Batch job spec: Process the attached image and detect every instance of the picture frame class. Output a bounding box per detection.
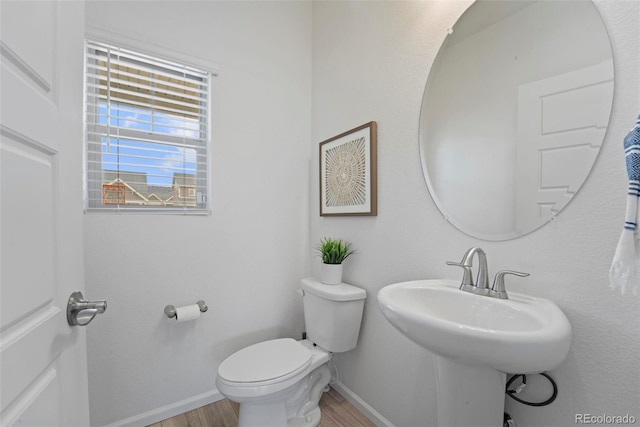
[319,121,377,216]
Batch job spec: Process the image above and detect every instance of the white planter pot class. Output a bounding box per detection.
[320,263,343,285]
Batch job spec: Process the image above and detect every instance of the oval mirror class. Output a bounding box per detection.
[419,0,614,241]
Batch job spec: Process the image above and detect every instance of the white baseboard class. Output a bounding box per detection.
[331,381,395,427]
[102,389,223,427]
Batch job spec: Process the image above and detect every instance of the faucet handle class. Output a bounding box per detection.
[446,261,474,287]
[491,270,529,299]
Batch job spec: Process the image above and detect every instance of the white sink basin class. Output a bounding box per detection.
[377,279,571,374]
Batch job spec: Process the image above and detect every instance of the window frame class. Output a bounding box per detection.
[83,36,216,215]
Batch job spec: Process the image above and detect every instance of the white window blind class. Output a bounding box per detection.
[85,40,210,213]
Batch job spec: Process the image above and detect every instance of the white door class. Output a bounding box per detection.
[1,1,91,426]
[515,61,613,232]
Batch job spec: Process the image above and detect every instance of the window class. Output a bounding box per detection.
[84,40,211,213]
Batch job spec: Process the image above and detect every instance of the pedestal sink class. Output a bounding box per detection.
[377,279,571,427]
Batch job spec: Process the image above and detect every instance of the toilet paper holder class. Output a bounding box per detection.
[164,300,208,319]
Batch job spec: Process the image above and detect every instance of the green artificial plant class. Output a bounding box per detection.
[316,237,356,264]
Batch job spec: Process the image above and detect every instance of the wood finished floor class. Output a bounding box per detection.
[147,387,376,427]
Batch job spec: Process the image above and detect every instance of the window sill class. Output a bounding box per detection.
[84,207,211,215]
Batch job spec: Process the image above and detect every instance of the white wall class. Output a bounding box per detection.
[312,1,639,427]
[84,2,311,425]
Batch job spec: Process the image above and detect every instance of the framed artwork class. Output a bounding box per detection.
[319,121,377,216]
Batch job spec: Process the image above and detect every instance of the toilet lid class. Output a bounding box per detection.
[218,338,312,384]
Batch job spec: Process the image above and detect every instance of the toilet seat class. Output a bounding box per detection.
[218,338,312,386]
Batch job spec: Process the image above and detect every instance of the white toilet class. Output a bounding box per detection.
[215,277,366,427]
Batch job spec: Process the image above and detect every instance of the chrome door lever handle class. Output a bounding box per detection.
[67,291,107,326]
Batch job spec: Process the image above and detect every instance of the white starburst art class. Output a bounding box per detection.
[324,137,366,207]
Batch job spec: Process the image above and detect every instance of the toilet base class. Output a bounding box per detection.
[238,401,287,427]
[234,362,332,427]
[288,407,321,427]
[237,399,322,427]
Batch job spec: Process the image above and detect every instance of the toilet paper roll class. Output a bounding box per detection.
[175,304,201,322]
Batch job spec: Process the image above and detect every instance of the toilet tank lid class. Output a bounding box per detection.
[301,277,367,301]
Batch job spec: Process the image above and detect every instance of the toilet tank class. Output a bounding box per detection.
[301,277,366,353]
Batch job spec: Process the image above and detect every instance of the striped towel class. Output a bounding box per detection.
[609,114,640,295]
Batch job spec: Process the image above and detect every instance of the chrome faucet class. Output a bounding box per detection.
[447,247,529,299]
[446,247,490,296]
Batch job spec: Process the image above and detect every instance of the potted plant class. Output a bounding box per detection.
[316,237,356,285]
